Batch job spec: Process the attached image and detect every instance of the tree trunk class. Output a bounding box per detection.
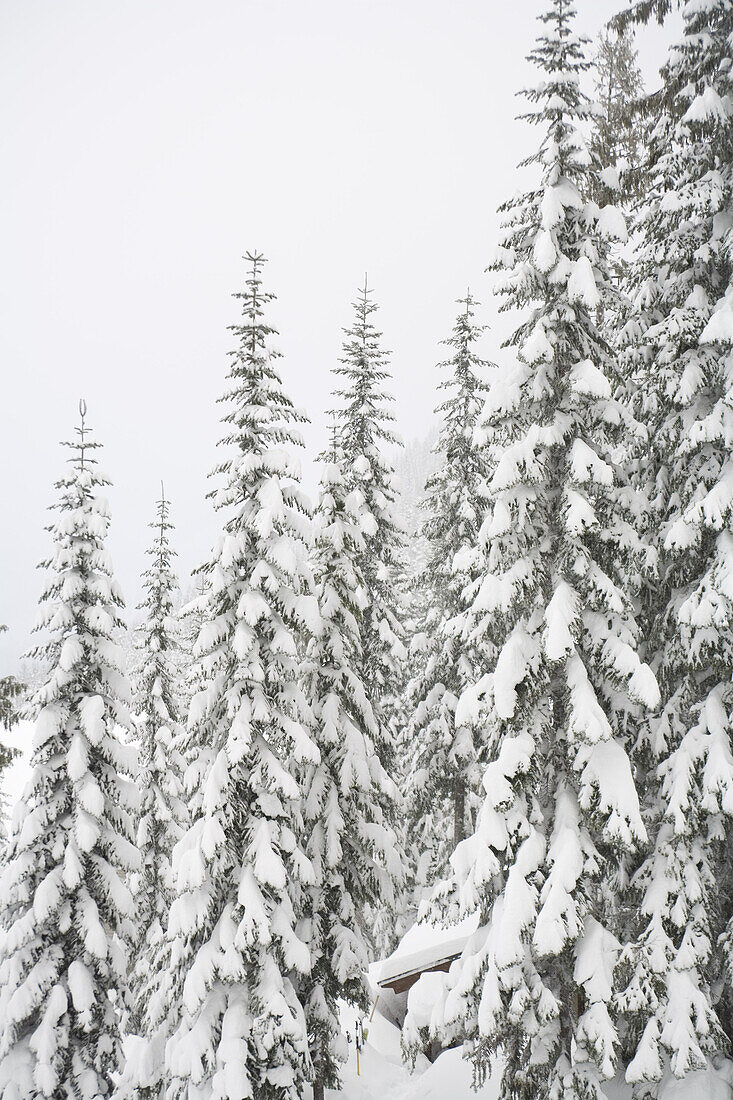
[453,775,466,849]
[313,1077,325,1100]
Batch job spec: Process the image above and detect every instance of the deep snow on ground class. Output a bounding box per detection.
[327,1005,733,1100]
[322,1003,500,1100]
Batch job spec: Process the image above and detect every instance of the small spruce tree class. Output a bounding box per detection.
[126,490,188,1040]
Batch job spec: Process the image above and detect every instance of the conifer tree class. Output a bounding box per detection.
[405,5,660,1097]
[161,253,319,1100]
[404,293,493,901]
[332,280,406,951]
[0,404,138,1100]
[126,490,188,1039]
[301,443,402,1100]
[332,280,405,754]
[613,0,733,1080]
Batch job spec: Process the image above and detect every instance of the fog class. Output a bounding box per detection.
[0,0,676,671]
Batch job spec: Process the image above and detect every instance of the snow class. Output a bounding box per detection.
[533,228,558,273]
[493,627,532,719]
[570,358,612,400]
[597,205,627,242]
[682,84,729,125]
[567,256,600,308]
[544,580,577,660]
[521,322,554,364]
[376,913,481,986]
[318,1003,500,1100]
[570,438,614,486]
[701,288,733,343]
[67,959,95,1012]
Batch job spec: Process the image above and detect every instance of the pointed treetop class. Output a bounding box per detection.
[350,273,381,340]
[151,486,175,557]
[230,250,276,337]
[244,249,266,269]
[59,398,104,483]
[520,0,594,169]
[457,288,475,315]
[242,250,267,299]
[75,397,92,472]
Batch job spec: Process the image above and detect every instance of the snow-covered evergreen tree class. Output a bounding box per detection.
[301,444,402,1100]
[332,280,405,758]
[404,293,493,902]
[405,5,660,1097]
[0,405,138,1099]
[332,280,406,952]
[126,490,188,1040]
[161,253,319,1100]
[613,0,733,1081]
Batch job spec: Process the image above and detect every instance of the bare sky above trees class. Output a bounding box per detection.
[0,0,676,668]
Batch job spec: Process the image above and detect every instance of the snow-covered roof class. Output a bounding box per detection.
[377,912,480,987]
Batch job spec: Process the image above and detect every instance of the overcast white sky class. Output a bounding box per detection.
[0,1,677,674]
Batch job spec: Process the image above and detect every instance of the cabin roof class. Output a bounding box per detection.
[375,913,480,993]
[378,934,470,989]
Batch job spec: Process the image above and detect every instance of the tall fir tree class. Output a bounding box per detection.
[404,5,660,1098]
[0,405,138,1100]
[161,253,319,1100]
[126,491,188,1042]
[404,293,494,905]
[613,0,733,1083]
[332,280,406,952]
[301,444,402,1100]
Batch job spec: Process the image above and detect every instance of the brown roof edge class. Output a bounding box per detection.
[378,954,462,996]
